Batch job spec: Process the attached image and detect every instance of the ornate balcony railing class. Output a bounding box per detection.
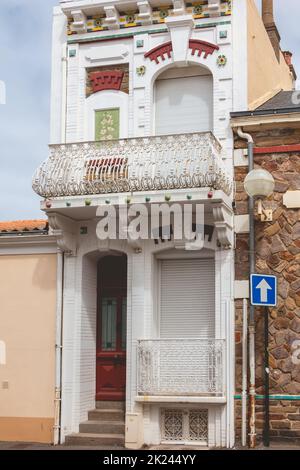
[137,338,225,397]
[32,133,232,198]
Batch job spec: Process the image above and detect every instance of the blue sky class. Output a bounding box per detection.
[0,0,299,221]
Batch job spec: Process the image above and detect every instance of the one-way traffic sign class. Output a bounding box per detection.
[250,274,277,307]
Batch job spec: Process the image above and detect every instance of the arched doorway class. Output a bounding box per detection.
[154,65,213,135]
[96,254,127,401]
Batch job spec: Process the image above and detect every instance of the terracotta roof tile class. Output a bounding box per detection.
[0,219,48,234]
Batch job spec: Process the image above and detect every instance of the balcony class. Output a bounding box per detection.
[32,132,232,199]
[137,339,225,401]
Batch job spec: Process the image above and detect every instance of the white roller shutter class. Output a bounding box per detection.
[155,73,213,135]
[160,258,215,338]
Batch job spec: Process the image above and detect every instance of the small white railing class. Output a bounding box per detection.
[32,132,232,198]
[137,338,225,397]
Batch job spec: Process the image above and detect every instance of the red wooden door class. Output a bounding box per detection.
[96,256,127,401]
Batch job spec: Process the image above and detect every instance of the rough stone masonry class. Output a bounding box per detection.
[234,128,300,444]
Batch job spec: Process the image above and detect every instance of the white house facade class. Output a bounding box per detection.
[32,0,292,448]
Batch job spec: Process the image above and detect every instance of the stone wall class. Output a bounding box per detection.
[234,149,300,444]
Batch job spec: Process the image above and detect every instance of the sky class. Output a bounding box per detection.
[0,0,299,221]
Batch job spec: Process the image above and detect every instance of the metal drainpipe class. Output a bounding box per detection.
[242,298,248,447]
[54,250,64,445]
[237,127,256,448]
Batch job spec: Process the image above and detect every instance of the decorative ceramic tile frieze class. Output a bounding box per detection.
[95,108,120,140]
[217,54,227,66]
[136,65,146,76]
[67,1,232,35]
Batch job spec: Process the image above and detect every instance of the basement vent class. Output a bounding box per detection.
[161,409,208,443]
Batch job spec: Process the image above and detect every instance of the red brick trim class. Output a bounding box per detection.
[89,70,124,93]
[144,39,219,63]
[254,144,300,155]
[144,42,173,64]
[189,39,219,58]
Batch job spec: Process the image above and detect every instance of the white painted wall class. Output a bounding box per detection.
[59,217,234,447]
[53,5,236,448]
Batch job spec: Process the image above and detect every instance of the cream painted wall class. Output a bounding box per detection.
[0,254,56,419]
[247,0,293,110]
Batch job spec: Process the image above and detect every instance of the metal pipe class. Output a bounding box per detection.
[237,127,256,448]
[263,307,270,447]
[53,250,64,445]
[242,298,248,447]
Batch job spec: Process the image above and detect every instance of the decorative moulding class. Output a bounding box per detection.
[70,9,87,33]
[212,202,233,249]
[144,42,173,64]
[65,1,232,35]
[103,6,120,30]
[165,14,194,65]
[144,39,219,64]
[208,0,221,17]
[85,45,129,63]
[189,39,219,58]
[89,70,124,93]
[48,213,77,256]
[137,1,152,25]
[171,0,186,16]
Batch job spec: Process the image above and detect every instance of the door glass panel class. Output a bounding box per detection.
[101,298,117,350]
[121,298,127,351]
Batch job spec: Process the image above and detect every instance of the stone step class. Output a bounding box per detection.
[88,408,125,421]
[65,432,125,447]
[79,420,125,434]
[96,401,125,410]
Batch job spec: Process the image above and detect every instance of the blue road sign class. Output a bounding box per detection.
[250,274,277,307]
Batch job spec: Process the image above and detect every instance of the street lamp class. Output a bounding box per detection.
[244,167,275,448]
[244,169,275,222]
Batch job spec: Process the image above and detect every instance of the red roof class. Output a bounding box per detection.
[0,219,48,233]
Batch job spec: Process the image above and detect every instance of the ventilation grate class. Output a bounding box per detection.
[161,408,208,443]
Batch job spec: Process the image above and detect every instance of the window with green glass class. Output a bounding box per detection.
[121,298,127,351]
[95,108,120,141]
[101,298,117,350]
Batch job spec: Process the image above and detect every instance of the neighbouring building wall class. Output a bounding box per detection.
[247,0,293,110]
[234,132,300,444]
[0,254,57,443]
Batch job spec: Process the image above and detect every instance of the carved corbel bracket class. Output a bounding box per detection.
[48,213,77,256]
[104,6,120,30]
[172,0,186,16]
[208,0,221,17]
[119,217,143,253]
[70,10,87,33]
[212,202,233,250]
[165,14,195,65]
[137,1,153,25]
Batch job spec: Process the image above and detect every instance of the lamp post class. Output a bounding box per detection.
[244,169,275,221]
[243,167,275,448]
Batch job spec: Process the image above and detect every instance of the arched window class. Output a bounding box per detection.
[154,66,213,136]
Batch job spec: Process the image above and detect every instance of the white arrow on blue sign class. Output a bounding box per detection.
[250,274,277,307]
